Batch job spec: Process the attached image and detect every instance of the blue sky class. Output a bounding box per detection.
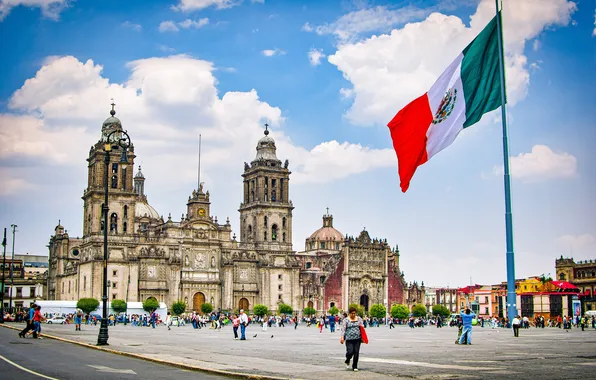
[0,0,594,287]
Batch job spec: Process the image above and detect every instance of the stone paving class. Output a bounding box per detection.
[4,322,596,379]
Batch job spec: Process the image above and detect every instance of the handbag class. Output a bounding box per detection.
[359,325,369,344]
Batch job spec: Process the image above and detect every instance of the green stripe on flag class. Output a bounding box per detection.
[461,13,504,128]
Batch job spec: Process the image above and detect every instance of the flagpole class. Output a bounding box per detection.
[495,0,517,322]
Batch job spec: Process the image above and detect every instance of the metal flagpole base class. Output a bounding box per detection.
[97,319,109,346]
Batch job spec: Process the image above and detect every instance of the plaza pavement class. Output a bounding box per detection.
[2,322,596,379]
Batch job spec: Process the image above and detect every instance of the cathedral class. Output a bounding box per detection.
[47,106,424,314]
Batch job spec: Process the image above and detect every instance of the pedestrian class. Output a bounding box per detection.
[294,315,298,329]
[74,309,83,331]
[232,314,240,340]
[239,309,249,340]
[512,315,521,337]
[18,303,36,338]
[165,312,172,330]
[32,305,45,339]
[329,315,336,333]
[458,308,475,345]
[340,306,364,372]
[262,314,268,332]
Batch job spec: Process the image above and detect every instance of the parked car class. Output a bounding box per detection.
[47,316,66,324]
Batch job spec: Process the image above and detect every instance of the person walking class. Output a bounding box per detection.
[458,308,475,345]
[340,306,364,372]
[262,314,268,332]
[32,305,45,339]
[74,309,83,331]
[165,312,172,330]
[512,315,521,337]
[239,309,249,340]
[18,303,36,338]
[232,314,240,340]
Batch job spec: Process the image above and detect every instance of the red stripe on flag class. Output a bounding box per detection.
[387,93,433,192]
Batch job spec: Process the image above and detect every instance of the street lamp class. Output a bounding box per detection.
[0,228,6,324]
[97,128,131,346]
[9,224,17,314]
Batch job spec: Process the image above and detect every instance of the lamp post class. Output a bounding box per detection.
[9,224,17,314]
[97,128,131,346]
[1,228,7,323]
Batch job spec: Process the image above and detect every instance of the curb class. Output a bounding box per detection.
[0,324,296,380]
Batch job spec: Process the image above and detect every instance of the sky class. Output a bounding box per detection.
[0,0,595,288]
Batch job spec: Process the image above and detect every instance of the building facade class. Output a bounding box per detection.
[556,256,596,312]
[47,107,420,315]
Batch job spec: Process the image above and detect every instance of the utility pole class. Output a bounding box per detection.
[9,224,17,314]
[1,228,7,323]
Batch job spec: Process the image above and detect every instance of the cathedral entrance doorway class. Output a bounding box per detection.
[307,301,314,309]
[193,292,205,311]
[360,294,369,312]
[238,297,249,311]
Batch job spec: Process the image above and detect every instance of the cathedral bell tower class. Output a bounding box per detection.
[82,103,137,237]
[239,125,293,249]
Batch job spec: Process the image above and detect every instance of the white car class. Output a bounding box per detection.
[46,316,67,324]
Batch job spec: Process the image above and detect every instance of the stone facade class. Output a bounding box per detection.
[47,107,422,315]
[556,256,596,312]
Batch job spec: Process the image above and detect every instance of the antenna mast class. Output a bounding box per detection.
[198,134,202,191]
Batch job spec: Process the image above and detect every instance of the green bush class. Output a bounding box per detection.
[390,304,409,319]
[201,303,214,314]
[303,307,316,316]
[111,299,127,314]
[411,303,427,317]
[328,306,339,316]
[77,298,100,314]
[171,301,187,316]
[369,304,387,319]
[278,303,293,315]
[432,304,450,318]
[142,298,160,313]
[348,303,365,317]
[253,304,269,317]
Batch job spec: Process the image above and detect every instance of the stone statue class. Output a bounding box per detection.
[244,162,250,170]
[284,159,289,169]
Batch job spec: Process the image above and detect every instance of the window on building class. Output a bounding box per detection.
[282,232,286,242]
[559,273,566,280]
[110,212,118,232]
[264,216,268,228]
[282,217,286,229]
[320,242,326,249]
[278,294,282,300]
[335,243,340,250]
[111,174,118,188]
[112,282,117,288]
[16,287,22,297]
[485,296,489,303]
[30,287,36,298]
[113,270,117,276]
[112,294,117,300]
[485,307,489,314]
[278,285,283,291]
[271,190,276,202]
[263,231,267,241]
[271,224,278,241]
[83,276,87,290]
[306,262,312,269]
[278,274,282,280]
[320,276,326,284]
[112,163,118,174]
[68,281,71,293]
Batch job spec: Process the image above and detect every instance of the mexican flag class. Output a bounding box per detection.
[387,13,504,192]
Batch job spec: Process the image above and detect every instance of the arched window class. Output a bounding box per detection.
[123,205,128,218]
[264,216,268,228]
[110,212,118,232]
[271,224,278,241]
[123,222,127,233]
[271,189,276,202]
[263,231,267,241]
[250,189,254,202]
[111,175,118,188]
[283,232,286,242]
[282,217,286,229]
[559,272,566,280]
[248,225,253,239]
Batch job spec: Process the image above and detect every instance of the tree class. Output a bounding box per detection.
[369,304,387,319]
[77,298,100,314]
[143,298,160,313]
[411,303,427,317]
[432,304,450,318]
[303,307,316,316]
[253,304,269,317]
[348,303,365,317]
[278,303,293,315]
[111,299,127,314]
[390,304,409,319]
[328,306,339,316]
[201,303,213,315]
[171,301,187,316]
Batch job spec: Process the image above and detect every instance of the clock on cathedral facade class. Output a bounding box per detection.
[47,106,423,314]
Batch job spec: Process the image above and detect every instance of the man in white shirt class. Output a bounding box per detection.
[239,309,249,340]
[512,315,521,337]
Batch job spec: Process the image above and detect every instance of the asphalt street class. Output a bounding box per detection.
[0,327,231,380]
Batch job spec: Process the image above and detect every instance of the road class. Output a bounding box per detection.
[0,327,231,380]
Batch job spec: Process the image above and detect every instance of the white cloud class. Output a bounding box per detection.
[327,0,577,126]
[493,145,577,182]
[158,45,176,53]
[303,5,429,42]
[593,9,596,36]
[172,0,240,12]
[261,48,286,57]
[159,21,179,32]
[0,0,68,21]
[307,48,325,66]
[122,21,142,31]
[532,39,540,51]
[178,18,209,29]
[555,234,596,253]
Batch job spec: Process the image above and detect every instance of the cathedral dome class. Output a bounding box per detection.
[307,214,343,242]
[101,104,123,142]
[254,126,279,162]
[135,201,160,220]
